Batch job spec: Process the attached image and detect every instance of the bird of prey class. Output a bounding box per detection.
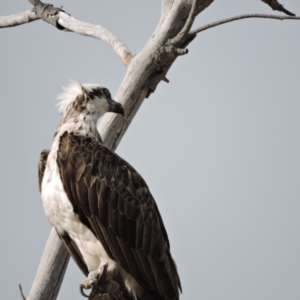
[39,81,181,300]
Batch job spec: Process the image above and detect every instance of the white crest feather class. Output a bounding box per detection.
[56,80,83,116]
[56,80,106,117]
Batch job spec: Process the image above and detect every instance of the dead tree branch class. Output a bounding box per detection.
[168,0,198,46]
[57,13,133,67]
[30,0,132,66]
[0,1,133,67]
[19,284,27,300]
[0,11,38,28]
[27,229,70,300]
[190,14,300,35]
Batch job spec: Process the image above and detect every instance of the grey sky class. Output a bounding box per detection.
[1,1,300,299]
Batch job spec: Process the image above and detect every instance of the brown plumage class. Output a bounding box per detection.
[55,131,181,299]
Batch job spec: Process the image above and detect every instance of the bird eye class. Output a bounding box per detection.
[103,88,110,97]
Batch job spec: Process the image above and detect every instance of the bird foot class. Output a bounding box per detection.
[79,263,108,298]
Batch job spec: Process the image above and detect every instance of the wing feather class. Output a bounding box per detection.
[58,232,89,276]
[57,132,181,300]
[38,149,50,192]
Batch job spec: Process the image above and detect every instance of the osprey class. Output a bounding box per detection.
[39,81,181,300]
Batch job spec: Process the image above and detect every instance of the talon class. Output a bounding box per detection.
[79,285,92,298]
[79,263,109,297]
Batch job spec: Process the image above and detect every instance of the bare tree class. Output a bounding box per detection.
[1,0,299,299]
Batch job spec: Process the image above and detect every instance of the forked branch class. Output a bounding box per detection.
[168,0,198,46]
[0,1,133,67]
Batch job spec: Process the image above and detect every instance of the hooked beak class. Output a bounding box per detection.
[108,99,125,118]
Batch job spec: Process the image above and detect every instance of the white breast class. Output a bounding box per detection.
[41,150,116,272]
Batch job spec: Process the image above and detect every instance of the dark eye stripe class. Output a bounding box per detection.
[89,88,110,99]
[89,88,102,98]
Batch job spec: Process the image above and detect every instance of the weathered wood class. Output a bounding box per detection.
[27,229,69,300]
[0,10,38,28]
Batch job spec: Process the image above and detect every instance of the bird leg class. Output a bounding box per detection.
[79,263,108,298]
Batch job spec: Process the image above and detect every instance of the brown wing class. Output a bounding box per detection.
[38,150,50,192]
[58,233,89,276]
[38,149,89,277]
[57,132,181,300]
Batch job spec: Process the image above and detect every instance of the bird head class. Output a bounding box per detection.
[57,80,124,121]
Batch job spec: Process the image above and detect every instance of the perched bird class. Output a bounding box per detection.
[39,81,181,300]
